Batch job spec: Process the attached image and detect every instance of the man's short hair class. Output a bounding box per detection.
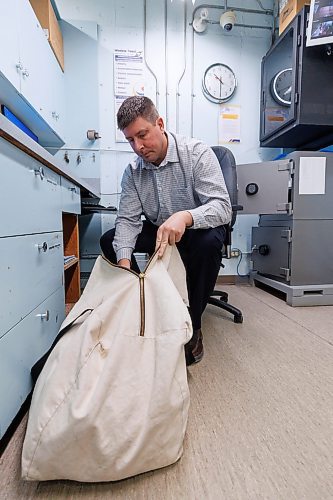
[117,96,159,130]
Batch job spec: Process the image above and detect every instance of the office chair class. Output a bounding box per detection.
[208,146,243,324]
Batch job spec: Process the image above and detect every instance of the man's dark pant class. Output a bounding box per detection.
[100,221,226,331]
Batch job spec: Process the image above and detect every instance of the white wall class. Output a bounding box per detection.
[55,0,280,276]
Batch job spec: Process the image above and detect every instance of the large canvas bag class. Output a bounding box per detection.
[21,245,192,482]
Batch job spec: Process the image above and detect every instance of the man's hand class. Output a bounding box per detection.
[155,211,193,258]
[118,258,131,269]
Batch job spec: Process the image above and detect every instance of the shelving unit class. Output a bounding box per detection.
[62,213,80,313]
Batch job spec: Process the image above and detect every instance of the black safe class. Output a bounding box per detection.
[260,6,333,149]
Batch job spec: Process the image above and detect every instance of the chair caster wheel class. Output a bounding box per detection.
[234,314,243,324]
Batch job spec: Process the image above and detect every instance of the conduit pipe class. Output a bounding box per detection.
[165,0,169,128]
[176,0,187,133]
[144,0,159,108]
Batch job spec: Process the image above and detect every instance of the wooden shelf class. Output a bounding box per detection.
[64,257,79,271]
[62,214,80,305]
[65,302,76,316]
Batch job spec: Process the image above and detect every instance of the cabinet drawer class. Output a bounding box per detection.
[61,177,81,214]
[0,138,62,237]
[0,286,65,439]
[0,232,63,338]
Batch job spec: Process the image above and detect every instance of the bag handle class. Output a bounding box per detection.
[59,308,94,335]
[31,308,93,384]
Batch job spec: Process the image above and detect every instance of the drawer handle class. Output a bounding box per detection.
[30,166,44,180]
[36,310,50,321]
[68,187,76,193]
[36,242,48,252]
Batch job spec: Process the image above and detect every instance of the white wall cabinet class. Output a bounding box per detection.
[0,1,21,90]
[0,0,65,141]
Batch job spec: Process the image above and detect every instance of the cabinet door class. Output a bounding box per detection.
[48,53,65,140]
[0,287,65,439]
[17,0,51,122]
[0,0,20,90]
[0,232,63,338]
[236,159,292,215]
[252,226,290,281]
[260,19,300,144]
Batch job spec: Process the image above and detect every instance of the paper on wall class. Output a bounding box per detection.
[299,157,326,195]
[218,105,241,144]
[114,49,145,143]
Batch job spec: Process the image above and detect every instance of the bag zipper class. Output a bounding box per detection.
[139,272,145,336]
[102,251,160,338]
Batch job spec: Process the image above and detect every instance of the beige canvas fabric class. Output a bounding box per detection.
[21,245,192,482]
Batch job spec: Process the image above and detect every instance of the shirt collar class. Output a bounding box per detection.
[138,131,179,170]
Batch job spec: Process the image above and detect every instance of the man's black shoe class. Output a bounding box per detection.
[185,328,204,366]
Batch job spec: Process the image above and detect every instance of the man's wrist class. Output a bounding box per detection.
[183,211,193,228]
[118,258,131,268]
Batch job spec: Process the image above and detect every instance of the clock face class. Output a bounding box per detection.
[270,68,293,106]
[202,63,237,103]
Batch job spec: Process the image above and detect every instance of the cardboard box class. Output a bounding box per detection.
[29,0,64,72]
[279,0,310,35]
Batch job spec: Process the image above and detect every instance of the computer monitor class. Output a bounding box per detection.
[307,0,333,46]
[0,104,39,143]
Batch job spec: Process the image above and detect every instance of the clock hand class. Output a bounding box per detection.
[214,74,224,85]
[282,85,292,96]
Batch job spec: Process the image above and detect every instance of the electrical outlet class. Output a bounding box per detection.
[231,249,241,258]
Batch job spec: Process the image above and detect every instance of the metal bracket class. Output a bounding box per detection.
[277,159,293,172]
[280,267,291,281]
[276,202,293,214]
[281,229,292,242]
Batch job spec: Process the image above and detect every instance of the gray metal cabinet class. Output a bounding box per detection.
[238,151,333,306]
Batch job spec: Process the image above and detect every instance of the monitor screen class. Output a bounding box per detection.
[307,0,333,46]
[0,104,39,143]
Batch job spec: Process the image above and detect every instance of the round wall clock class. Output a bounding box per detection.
[270,67,293,106]
[202,63,237,103]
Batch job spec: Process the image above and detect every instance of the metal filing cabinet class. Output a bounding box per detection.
[0,140,84,439]
[237,151,333,306]
[0,287,65,438]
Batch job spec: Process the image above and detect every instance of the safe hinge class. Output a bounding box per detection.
[281,229,292,242]
[297,34,302,46]
[280,267,291,281]
[276,202,293,214]
[295,92,299,104]
[277,159,294,172]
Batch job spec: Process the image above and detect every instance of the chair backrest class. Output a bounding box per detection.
[211,145,238,228]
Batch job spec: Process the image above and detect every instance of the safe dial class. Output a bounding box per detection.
[258,244,270,256]
[246,183,259,196]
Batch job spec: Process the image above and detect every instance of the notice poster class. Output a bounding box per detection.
[114,49,145,142]
[218,105,241,144]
